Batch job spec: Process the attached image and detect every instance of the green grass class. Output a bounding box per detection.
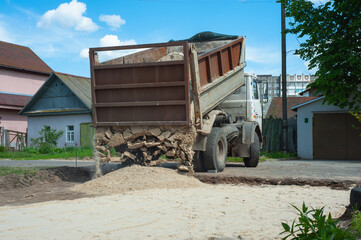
[261,151,297,159]
[0,147,93,160]
[0,167,45,176]
[226,151,297,163]
[227,157,267,163]
[227,157,243,162]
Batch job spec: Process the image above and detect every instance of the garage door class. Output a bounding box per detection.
[313,113,361,160]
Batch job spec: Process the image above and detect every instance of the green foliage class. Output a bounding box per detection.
[0,147,93,160]
[110,147,120,157]
[349,211,361,238]
[280,202,353,240]
[0,167,44,176]
[0,146,5,152]
[30,126,64,153]
[22,147,38,154]
[38,143,55,154]
[280,0,361,112]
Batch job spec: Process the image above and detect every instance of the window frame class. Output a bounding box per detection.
[66,125,75,143]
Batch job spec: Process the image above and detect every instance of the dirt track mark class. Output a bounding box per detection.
[195,175,361,190]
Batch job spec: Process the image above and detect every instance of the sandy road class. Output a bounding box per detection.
[0,184,349,240]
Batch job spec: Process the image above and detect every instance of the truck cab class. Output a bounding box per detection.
[221,73,263,128]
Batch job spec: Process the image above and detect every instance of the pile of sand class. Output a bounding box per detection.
[72,165,204,195]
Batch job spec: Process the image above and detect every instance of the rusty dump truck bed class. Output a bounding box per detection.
[89,37,246,127]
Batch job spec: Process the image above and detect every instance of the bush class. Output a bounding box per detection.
[0,146,5,152]
[22,147,38,154]
[349,211,361,238]
[280,202,353,240]
[31,126,63,152]
[38,143,55,154]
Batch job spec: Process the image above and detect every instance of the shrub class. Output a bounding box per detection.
[38,143,55,154]
[349,211,361,238]
[280,202,353,240]
[22,147,38,154]
[31,126,63,152]
[0,146,5,152]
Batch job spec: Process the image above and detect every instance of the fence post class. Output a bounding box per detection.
[0,127,3,147]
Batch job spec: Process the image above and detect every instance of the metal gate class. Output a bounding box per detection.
[313,113,361,160]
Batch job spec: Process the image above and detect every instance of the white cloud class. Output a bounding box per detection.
[0,23,12,42]
[80,35,137,61]
[246,46,280,64]
[308,0,329,3]
[37,0,98,32]
[80,48,89,58]
[99,14,125,29]
[99,34,136,47]
[303,60,318,74]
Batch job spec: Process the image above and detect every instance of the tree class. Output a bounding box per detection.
[31,126,64,153]
[280,0,361,112]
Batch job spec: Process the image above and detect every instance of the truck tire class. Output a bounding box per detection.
[203,127,227,172]
[350,186,361,210]
[243,134,259,167]
[193,151,205,172]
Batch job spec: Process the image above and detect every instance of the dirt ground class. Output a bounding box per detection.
[0,167,93,206]
[0,165,355,240]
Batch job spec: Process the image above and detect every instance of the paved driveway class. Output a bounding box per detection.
[1,159,360,182]
[196,159,361,182]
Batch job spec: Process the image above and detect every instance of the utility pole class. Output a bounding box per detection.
[281,2,288,152]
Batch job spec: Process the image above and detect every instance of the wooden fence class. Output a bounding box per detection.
[262,117,297,153]
[0,127,27,151]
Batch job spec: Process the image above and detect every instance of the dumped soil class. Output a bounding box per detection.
[72,165,205,195]
[1,164,358,207]
[0,167,93,206]
[0,167,91,190]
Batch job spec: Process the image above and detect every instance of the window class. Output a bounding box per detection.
[66,125,74,142]
[253,81,259,99]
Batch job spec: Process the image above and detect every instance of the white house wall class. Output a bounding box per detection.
[27,114,92,148]
[297,99,349,159]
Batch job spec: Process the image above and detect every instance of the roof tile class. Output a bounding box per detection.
[0,41,52,74]
[0,93,31,107]
[266,97,317,118]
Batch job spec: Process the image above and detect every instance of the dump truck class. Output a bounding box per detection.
[89,32,263,173]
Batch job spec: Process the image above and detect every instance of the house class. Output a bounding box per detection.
[298,80,323,97]
[0,93,31,133]
[0,41,52,133]
[291,97,361,160]
[263,96,317,153]
[20,72,93,148]
[265,96,317,119]
[258,74,317,115]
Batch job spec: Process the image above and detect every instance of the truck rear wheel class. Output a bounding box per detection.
[243,135,259,167]
[203,127,227,172]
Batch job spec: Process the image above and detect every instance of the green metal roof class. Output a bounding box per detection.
[55,72,91,109]
[20,72,91,115]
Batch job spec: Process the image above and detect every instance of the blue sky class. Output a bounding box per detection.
[0,0,318,77]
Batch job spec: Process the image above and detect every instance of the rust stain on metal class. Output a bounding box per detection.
[89,38,244,127]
